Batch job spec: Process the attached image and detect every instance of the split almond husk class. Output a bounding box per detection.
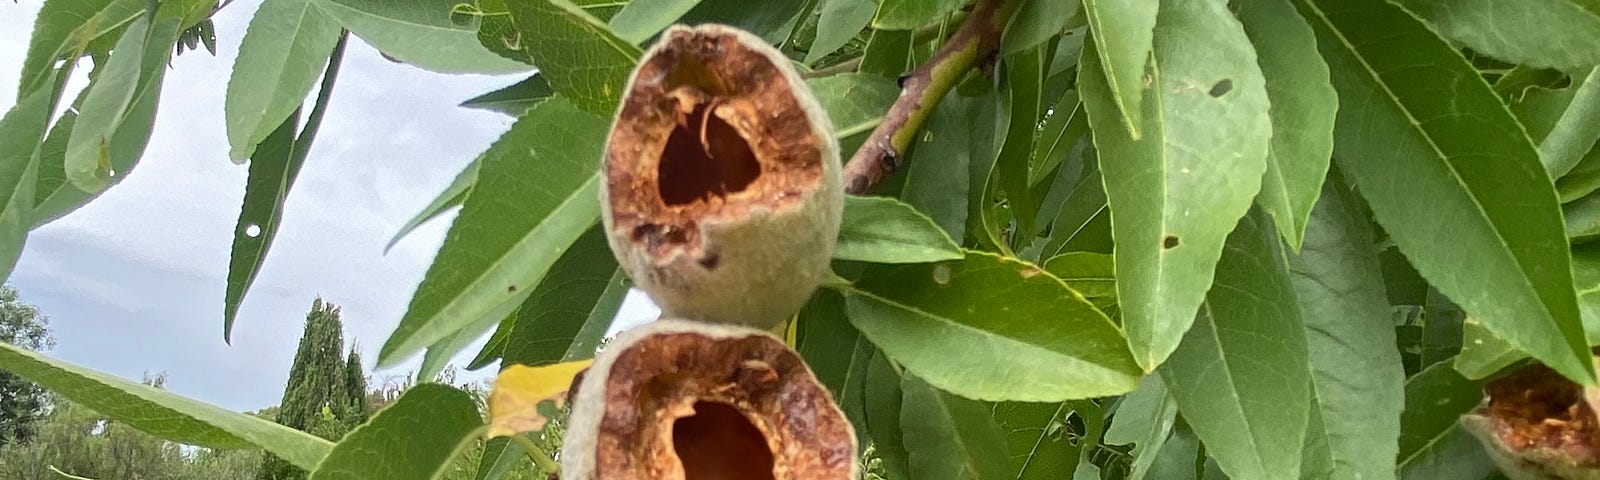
[599,24,843,331]
[560,319,857,480]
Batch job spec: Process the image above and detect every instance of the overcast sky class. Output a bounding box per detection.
[0,0,656,412]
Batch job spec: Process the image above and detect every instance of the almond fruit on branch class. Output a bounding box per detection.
[601,24,843,332]
[560,319,857,480]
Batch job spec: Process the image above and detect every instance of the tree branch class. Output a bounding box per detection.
[841,0,1018,194]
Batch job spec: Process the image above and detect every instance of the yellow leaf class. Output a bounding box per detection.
[486,359,592,438]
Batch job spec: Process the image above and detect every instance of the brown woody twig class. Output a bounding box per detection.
[841,0,1019,194]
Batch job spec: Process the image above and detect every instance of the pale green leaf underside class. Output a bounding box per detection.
[224,0,342,161]
[835,195,963,264]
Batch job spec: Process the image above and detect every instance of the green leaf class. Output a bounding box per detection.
[675,0,810,43]
[226,36,347,342]
[1148,425,1202,480]
[995,400,1082,479]
[1396,362,1486,472]
[1041,251,1116,307]
[0,343,332,469]
[308,384,484,479]
[496,225,620,366]
[864,352,910,479]
[1452,319,1524,379]
[796,290,873,447]
[901,94,976,240]
[1235,0,1335,250]
[16,0,144,98]
[607,0,702,45]
[805,0,874,64]
[1003,0,1083,54]
[378,97,608,367]
[996,46,1046,239]
[842,251,1141,402]
[31,69,156,227]
[1541,68,1600,178]
[1159,209,1312,480]
[1080,0,1157,137]
[899,373,1012,480]
[0,71,59,282]
[460,75,554,117]
[806,73,899,140]
[1040,159,1111,258]
[314,0,532,73]
[1298,0,1599,383]
[835,196,963,264]
[1397,426,1497,480]
[1078,0,1272,371]
[1390,0,1600,71]
[1289,177,1404,480]
[859,28,914,78]
[224,0,342,161]
[873,0,963,30]
[1511,87,1579,146]
[1102,375,1177,480]
[1030,92,1088,188]
[386,155,480,252]
[503,0,640,115]
[64,15,149,192]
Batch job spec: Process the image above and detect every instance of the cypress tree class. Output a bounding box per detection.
[258,298,354,480]
[340,348,369,430]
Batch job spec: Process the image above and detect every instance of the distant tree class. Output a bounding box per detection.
[0,285,53,446]
[258,298,367,480]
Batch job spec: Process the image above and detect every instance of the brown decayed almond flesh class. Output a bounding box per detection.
[599,23,842,329]
[561,320,857,480]
[604,25,827,260]
[1463,359,1600,479]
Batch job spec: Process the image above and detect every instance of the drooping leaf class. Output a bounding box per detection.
[1080,0,1157,137]
[378,97,608,367]
[1297,0,1598,383]
[225,36,347,342]
[835,196,963,264]
[995,400,1082,479]
[496,225,620,367]
[486,360,592,438]
[63,15,149,192]
[0,71,61,283]
[842,251,1141,402]
[806,73,899,140]
[459,75,554,117]
[899,373,1012,480]
[386,155,481,252]
[873,0,963,30]
[1235,0,1336,249]
[607,0,703,45]
[1159,209,1311,480]
[805,0,874,64]
[1396,362,1486,472]
[314,0,531,74]
[0,343,332,469]
[503,0,641,115]
[1289,177,1404,480]
[1102,375,1177,480]
[1003,0,1083,54]
[308,384,484,479]
[1078,0,1272,370]
[1030,92,1088,188]
[1390,0,1600,71]
[995,45,1046,239]
[16,0,144,98]
[31,69,157,227]
[223,0,342,161]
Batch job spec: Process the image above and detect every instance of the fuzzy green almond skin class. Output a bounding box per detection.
[560,319,859,480]
[599,24,844,331]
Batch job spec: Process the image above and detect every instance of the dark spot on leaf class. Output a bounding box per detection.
[507,285,517,293]
[1208,79,1233,98]
[699,253,720,270]
[1163,235,1180,249]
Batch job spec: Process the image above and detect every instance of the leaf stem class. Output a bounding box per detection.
[840,0,1020,194]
